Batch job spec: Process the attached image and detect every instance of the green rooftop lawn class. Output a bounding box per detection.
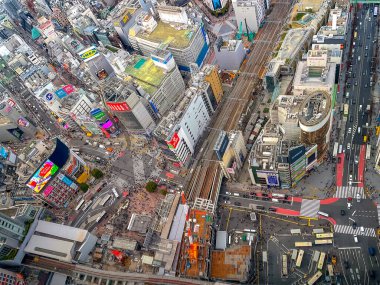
[125,56,167,94]
[139,21,195,49]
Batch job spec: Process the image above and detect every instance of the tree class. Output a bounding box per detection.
[79,183,89,192]
[145,181,158,193]
[91,168,104,179]
[160,189,168,196]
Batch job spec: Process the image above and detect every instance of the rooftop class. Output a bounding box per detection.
[298,90,331,126]
[179,209,212,278]
[210,245,252,281]
[125,55,167,94]
[137,20,197,49]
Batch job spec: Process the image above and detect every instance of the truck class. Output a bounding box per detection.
[331,255,337,265]
[366,104,371,113]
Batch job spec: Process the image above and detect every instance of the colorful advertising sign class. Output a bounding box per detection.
[288,146,306,164]
[0,146,8,158]
[17,117,30,127]
[99,119,113,129]
[7,98,16,108]
[26,160,59,193]
[90,108,106,121]
[106,102,131,112]
[167,132,180,149]
[55,88,67,99]
[62,84,74,94]
[78,46,99,62]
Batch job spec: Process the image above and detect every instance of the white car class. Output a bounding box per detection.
[348,128,352,133]
[347,143,351,150]
[349,174,353,181]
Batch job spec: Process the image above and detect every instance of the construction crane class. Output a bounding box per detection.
[235,19,255,42]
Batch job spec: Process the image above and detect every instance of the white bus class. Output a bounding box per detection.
[75,199,85,211]
[112,188,119,198]
[282,255,288,277]
[272,193,286,198]
[333,142,339,157]
[295,242,313,247]
[327,264,334,276]
[317,211,329,217]
[312,228,324,234]
[366,144,371,160]
[317,252,326,270]
[314,239,333,245]
[296,250,304,267]
[316,233,334,239]
[307,271,322,285]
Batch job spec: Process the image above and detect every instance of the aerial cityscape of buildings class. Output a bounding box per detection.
[0,0,379,284]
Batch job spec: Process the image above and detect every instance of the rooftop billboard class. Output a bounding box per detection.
[26,159,59,193]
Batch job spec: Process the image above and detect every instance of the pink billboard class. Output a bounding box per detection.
[62,84,75,94]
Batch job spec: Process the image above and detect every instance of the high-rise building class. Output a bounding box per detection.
[0,93,37,142]
[232,0,267,33]
[0,213,25,241]
[154,84,215,163]
[104,77,158,133]
[128,9,209,71]
[190,64,223,104]
[214,38,246,71]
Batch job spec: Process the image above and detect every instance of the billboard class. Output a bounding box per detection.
[0,146,8,158]
[106,102,131,112]
[17,117,30,127]
[167,132,180,149]
[267,174,279,186]
[288,145,306,164]
[62,84,74,94]
[78,46,99,62]
[55,88,67,99]
[8,151,16,163]
[26,159,59,193]
[90,108,106,121]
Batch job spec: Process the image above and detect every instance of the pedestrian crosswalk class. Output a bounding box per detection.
[334,186,365,198]
[334,224,376,237]
[300,199,320,218]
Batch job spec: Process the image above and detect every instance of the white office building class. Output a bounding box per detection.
[232,0,268,33]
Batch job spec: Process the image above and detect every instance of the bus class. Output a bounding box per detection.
[295,242,313,247]
[327,264,334,276]
[333,142,339,157]
[75,199,85,211]
[316,233,334,239]
[366,144,371,160]
[291,249,298,260]
[374,6,378,17]
[317,211,329,217]
[344,104,349,117]
[82,200,93,211]
[354,31,358,39]
[282,254,288,277]
[112,188,119,198]
[338,144,342,154]
[296,250,304,267]
[317,252,326,270]
[307,271,323,285]
[313,228,324,234]
[314,239,333,245]
[99,194,111,207]
[272,193,286,199]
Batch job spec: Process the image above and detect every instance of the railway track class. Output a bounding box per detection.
[186,0,294,202]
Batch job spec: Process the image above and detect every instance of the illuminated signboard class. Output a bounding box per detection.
[90,108,106,121]
[167,132,180,149]
[106,102,131,112]
[55,88,67,99]
[78,46,99,62]
[26,159,59,193]
[17,117,30,127]
[62,84,74,94]
[7,98,16,107]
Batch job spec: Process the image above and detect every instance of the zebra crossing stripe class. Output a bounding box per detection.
[334,186,364,198]
[377,205,380,226]
[334,224,376,237]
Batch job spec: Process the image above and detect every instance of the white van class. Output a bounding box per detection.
[233,193,240,197]
[358,127,361,134]
[358,56,361,61]
[354,234,358,243]
[360,226,364,233]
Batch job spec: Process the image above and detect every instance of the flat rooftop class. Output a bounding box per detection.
[125,55,167,94]
[137,21,197,49]
[210,245,251,281]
